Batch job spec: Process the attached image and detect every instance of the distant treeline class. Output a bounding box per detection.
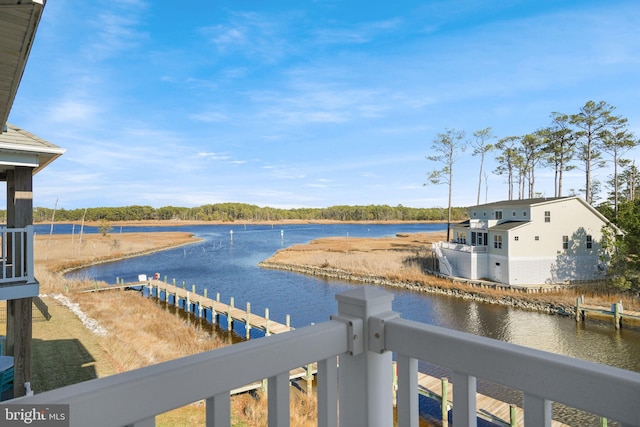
[23,203,468,223]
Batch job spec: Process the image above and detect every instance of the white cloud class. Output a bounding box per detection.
[47,99,102,124]
[198,152,232,161]
[190,111,229,123]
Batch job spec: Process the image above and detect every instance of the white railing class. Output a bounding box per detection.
[439,241,488,253]
[432,242,453,276]
[0,225,34,284]
[5,288,640,427]
[469,219,489,229]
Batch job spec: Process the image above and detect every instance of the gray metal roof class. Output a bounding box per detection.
[489,221,529,231]
[0,0,45,130]
[473,197,570,210]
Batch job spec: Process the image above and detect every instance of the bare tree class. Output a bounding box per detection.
[570,100,623,204]
[601,121,637,218]
[494,136,521,200]
[471,127,495,205]
[519,132,546,198]
[543,113,576,197]
[425,128,466,241]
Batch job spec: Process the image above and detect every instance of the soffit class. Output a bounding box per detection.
[0,0,45,130]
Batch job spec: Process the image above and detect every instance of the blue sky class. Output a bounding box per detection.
[7,0,640,210]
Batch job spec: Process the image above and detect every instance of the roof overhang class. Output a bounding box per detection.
[0,0,45,130]
[0,123,64,177]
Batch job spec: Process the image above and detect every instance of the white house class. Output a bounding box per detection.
[433,196,621,286]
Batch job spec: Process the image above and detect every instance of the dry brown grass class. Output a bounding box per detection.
[26,227,639,425]
[35,231,198,277]
[31,229,328,426]
[264,231,640,312]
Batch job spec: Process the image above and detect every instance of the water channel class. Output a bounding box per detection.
[54,223,639,426]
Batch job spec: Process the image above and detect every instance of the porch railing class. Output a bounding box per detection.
[5,287,640,427]
[0,226,34,284]
[439,241,488,253]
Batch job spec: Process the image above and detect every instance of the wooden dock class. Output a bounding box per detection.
[92,279,598,424]
[144,279,293,337]
[575,298,640,329]
[409,370,571,426]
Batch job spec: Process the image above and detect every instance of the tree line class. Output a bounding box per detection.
[24,203,469,224]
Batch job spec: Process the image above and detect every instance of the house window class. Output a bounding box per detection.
[535,236,539,241]
[457,232,466,244]
[473,212,477,217]
[495,211,503,220]
[562,235,569,250]
[483,212,486,217]
[523,211,527,217]
[478,233,486,246]
[494,235,502,249]
[512,211,516,217]
[545,211,551,223]
[514,236,519,241]
[586,235,592,249]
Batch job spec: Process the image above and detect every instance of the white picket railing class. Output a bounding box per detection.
[439,241,488,253]
[5,287,640,426]
[0,226,34,284]
[432,242,454,276]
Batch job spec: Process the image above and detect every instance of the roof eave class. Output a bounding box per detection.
[0,0,45,129]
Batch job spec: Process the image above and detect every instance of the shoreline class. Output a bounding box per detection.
[40,219,447,227]
[46,228,636,322]
[35,231,202,278]
[57,238,202,277]
[258,261,577,317]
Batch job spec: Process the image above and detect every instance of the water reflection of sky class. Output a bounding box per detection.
[68,223,640,373]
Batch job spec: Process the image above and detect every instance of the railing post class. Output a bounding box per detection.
[25,226,34,282]
[452,371,477,427]
[335,287,395,427]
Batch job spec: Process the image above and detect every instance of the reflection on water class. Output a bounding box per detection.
[69,224,639,426]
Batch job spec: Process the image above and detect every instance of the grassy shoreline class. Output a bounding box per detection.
[261,231,640,313]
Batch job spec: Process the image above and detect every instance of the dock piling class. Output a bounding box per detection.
[441,378,449,427]
[246,303,251,339]
[228,297,234,331]
[265,308,271,336]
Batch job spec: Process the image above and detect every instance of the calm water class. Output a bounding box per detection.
[61,223,640,425]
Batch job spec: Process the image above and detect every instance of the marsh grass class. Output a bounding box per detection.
[31,230,324,426]
[23,228,639,425]
[265,232,640,311]
[35,232,198,276]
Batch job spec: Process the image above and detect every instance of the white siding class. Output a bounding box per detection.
[440,248,489,280]
[488,254,508,283]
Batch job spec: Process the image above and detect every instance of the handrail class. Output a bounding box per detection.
[439,241,487,253]
[10,320,348,427]
[3,288,640,426]
[0,226,33,283]
[382,316,640,427]
[432,242,453,276]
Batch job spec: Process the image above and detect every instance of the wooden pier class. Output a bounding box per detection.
[143,279,293,338]
[575,297,640,329]
[404,370,570,427]
[92,279,608,424]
